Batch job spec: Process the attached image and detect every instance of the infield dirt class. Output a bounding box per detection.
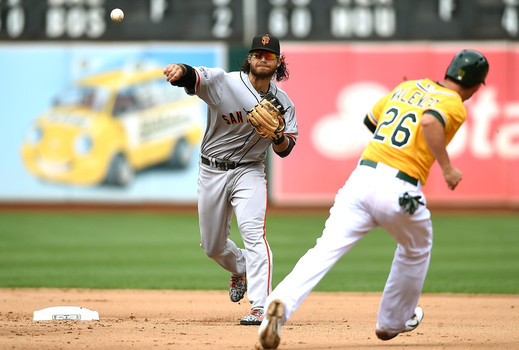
[0,288,517,349]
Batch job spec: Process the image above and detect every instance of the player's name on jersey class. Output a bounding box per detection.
[390,86,439,109]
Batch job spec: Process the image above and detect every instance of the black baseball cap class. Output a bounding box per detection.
[249,34,280,56]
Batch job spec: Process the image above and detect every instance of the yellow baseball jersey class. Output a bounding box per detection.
[361,78,466,185]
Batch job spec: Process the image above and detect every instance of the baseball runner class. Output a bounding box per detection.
[258,50,489,349]
[163,34,298,325]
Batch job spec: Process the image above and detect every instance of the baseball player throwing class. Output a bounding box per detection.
[164,34,298,325]
[258,50,489,349]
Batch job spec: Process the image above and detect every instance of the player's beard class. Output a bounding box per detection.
[250,64,277,79]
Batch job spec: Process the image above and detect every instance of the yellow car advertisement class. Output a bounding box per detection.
[21,63,203,187]
[0,44,221,202]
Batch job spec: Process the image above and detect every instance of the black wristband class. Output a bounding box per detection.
[273,134,285,145]
[274,136,295,158]
[179,64,187,75]
[170,64,196,91]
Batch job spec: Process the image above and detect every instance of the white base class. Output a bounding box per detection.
[33,306,99,321]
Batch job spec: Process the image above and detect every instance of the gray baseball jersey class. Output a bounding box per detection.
[187,67,298,162]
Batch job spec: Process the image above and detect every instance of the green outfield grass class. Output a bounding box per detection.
[0,211,517,294]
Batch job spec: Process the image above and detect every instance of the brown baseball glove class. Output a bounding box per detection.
[247,92,286,142]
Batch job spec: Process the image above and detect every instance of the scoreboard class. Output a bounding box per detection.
[0,0,244,41]
[0,0,518,42]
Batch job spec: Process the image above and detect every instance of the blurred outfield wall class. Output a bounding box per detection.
[1,42,517,209]
[1,1,518,209]
[272,43,519,209]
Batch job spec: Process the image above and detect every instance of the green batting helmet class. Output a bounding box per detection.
[445,50,489,88]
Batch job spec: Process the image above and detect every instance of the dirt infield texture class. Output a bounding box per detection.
[0,288,517,350]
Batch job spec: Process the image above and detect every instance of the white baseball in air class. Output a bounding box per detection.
[110,8,124,23]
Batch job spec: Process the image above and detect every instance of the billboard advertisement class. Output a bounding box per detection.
[274,43,519,206]
[2,42,517,207]
[0,43,224,202]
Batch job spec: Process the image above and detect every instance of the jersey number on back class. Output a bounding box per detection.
[373,106,418,149]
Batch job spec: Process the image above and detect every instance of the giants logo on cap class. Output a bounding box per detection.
[262,36,271,46]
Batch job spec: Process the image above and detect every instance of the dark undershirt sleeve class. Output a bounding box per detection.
[424,110,445,128]
[364,115,377,133]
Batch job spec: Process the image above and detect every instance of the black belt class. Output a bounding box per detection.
[201,156,251,171]
[360,159,419,186]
